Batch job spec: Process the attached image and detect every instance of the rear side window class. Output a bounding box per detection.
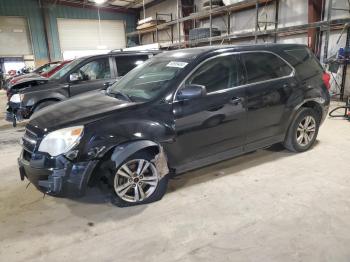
[242,52,293,84]
[283,48,323,80]
[116,55,149,76]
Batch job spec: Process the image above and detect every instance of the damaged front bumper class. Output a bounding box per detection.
[6,102,31,126]
[18,150,98,197]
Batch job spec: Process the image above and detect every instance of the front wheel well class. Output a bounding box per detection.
[33,98,61,110]
[87,144,161,187]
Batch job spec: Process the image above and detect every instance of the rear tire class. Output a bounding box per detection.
[283,107,320,152]
[110,151,169,208]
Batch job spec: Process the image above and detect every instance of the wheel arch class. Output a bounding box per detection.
[87,140,169,186]
[33,98,61,109]
[299,100,323,122]
[284,99,324,139]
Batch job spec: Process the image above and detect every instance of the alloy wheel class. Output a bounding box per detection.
[296,115,316,147]
[114,159,159,203]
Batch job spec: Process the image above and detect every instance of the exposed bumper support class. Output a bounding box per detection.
[6,102,31,126]
[18,150,98,197]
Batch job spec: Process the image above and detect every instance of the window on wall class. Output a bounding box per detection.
[242,52,293,84]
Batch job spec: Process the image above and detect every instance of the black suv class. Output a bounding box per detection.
[17,44,330,207]
[6,50,160,126]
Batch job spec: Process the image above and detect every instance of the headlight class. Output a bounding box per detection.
[38,126,84,157]
[10,94,24,103]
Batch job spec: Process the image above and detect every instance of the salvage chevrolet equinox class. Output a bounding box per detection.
[18,44,330,207]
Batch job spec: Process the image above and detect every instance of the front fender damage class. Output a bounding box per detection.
[152,145,169,178]
[110,141,170,179]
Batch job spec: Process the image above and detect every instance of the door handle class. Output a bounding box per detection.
[231,97,242,105]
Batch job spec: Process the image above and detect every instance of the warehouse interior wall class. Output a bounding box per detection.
[321,0,350,96]
[138,0,312,46]
[44,3,137,61]
[0,0,48,66]
[0,0,137,66]
[140,0,182,44]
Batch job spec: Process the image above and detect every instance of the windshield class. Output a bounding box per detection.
[49,58,83,80]
[108,58,188,101]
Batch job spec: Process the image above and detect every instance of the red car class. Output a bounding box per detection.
[8,60,72,86]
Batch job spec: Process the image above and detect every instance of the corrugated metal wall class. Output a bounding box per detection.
[0,0,137,64]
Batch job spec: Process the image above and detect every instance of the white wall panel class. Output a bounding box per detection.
[0,16,33,57]
[57,18,126,52]
[278,0,308,27]
[324,0,350,20]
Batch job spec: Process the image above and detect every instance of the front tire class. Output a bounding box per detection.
[111,151,169,207]
[284,108,320,152]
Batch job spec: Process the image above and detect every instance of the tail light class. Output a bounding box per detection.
[322,72,331,90]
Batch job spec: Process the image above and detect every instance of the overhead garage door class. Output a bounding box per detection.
[0,16,33,57]
[57,18,126,53]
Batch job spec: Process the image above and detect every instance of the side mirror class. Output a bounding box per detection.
[103,81,112,89]
[69,73,80,82]
[177,84,206,101]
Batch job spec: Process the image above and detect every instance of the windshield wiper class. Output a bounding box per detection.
[108,90,132,102]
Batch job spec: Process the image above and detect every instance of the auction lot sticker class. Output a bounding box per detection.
[166,61,188,68]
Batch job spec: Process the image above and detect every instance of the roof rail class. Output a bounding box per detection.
[109,49,124,53]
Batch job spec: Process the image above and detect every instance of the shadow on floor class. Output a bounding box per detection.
[69,142,306,205]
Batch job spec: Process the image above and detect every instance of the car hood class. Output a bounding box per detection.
[10,73,41,84]
[9,76,50,92]
[29,91,136,130]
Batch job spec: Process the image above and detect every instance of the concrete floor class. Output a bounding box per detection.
[1,90,350,261]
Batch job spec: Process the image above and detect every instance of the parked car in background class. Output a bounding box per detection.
[17,44,330,207]
[6,50,161,126]
[5,60,72,89]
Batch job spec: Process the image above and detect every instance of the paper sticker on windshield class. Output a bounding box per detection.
[166,61,188,68]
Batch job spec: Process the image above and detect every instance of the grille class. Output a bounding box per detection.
[22,127,39,153]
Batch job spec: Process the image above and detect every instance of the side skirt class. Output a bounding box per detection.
[173,134,285,175]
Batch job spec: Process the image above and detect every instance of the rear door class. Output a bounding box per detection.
[242,51,296,148]
[115,55,150,78]
[69,57,113,96]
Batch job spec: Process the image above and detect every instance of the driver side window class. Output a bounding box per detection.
[186,55,239,93]
[74,58,111,81]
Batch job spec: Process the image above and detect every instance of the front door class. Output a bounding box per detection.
[170,53,247,167]
[69,57,113,96]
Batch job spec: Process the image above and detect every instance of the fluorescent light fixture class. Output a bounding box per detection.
[93,0,107,4]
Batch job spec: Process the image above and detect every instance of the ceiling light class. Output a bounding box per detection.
[93,0,108,5]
